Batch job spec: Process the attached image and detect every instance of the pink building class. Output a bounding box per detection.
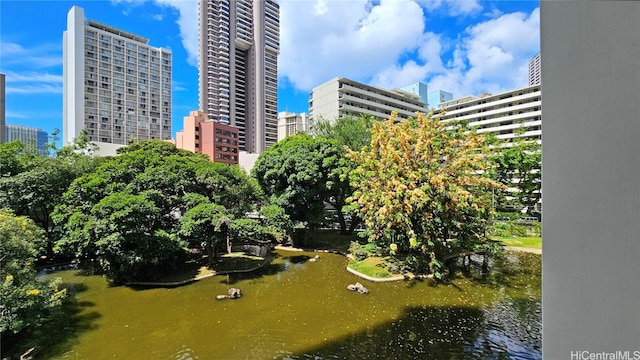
[174,110,239,165]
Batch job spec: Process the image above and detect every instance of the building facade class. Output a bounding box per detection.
[198,0,279,153]
[174,110,239,164]
[277,111,309,141]
[529,53,541,86]
[5,125,48,156]
[437,85,542,144]
[309,77,427,123]
[427,90,453,110]
[63,6,172,156]
[398,82,428,107]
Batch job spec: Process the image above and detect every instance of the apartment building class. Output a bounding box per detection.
[174,110,239,165]
[198,0,279,153]
[309,77,427,123]
[529,53,541,86]
[277,111,310,142]
[5,124,48,156]
[63,6,172,156]
[437,84,542,144]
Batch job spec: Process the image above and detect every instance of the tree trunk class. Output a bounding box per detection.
[337,211,347,235]
[207,244,214,267]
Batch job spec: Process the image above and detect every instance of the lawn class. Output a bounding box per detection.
[347,257,395,278]
[492,236,542,249]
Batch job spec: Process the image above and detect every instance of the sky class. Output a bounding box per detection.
[0,0,540,144]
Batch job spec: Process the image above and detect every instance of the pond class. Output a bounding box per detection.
[4,250,541,359]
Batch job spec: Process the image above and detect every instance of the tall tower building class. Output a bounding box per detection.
[198,0,279,153]
[63,6,172,156]
[529,53,541,86]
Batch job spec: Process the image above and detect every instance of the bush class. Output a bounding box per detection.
[488,221,527,237]
[348,241,383,260]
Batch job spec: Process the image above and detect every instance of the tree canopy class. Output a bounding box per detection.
[252,133,342,230]
[0,136,104,258]
[347,112,503,277]
[490,135,541,213]
[53,140,261,282]
[313,115,375,234]
[0,209,66,335]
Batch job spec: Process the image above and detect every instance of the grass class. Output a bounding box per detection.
[347,257,395,278]
[491,235,542,249]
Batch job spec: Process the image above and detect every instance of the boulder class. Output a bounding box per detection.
[347,282,369,294]
[228,288,242,299]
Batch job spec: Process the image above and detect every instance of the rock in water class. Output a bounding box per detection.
[228,288,242,299]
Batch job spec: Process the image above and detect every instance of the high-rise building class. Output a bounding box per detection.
[198,0,279,153]
[427,90,453,110]
[173,110,240,165]
[5,124,48,156]
[309,77,427,123]
[529,53,541,86]
[63,6,172,156]
[277,111,309,141]
[399,82,428,107]
[0,73,5,143]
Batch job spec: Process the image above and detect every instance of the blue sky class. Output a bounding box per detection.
[0,0,539,144]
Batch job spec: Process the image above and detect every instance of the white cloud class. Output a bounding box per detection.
[427,7,540,97]
[3,71,62,84]
[419,0,482,16]
[4,111,28,119]
[151,0,198,66]
[370,32,445,89]
[109,0,198,65]
[0,41,62,68]
[5,84,63,94]
[279,0,426,90]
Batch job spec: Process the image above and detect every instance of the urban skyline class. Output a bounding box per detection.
[0,1,540,148]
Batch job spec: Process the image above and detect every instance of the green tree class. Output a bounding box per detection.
[252,133,342,231]
[490,135,541,213]
[194,161,263,217]
[179,202,232,266]
[347,112,503,277]
[313,114,374,234]
[0,133,104,258]
[231,218,269,245]
[0,141,34,176]
[258,204,293,243]
[53,141,208,281]
[53,140,262,282]
[0,209,66,335]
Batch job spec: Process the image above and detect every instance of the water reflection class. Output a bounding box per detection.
[4,251,541,359]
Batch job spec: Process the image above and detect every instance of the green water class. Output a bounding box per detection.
[5,250,541,359]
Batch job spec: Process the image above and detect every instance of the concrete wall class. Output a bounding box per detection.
[541,1,640,358]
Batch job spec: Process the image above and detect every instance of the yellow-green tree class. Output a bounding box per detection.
[346,111,503,277]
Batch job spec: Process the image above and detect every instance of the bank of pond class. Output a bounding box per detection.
[3,249,541,360]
